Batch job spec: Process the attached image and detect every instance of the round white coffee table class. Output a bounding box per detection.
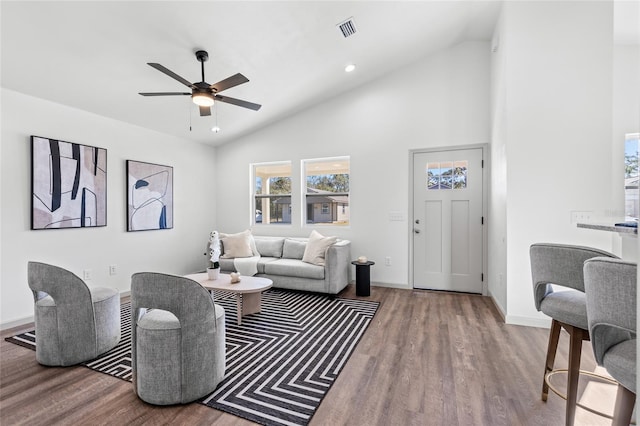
[185,272,273,325]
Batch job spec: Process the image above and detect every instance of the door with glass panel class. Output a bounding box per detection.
[412,148,484,293]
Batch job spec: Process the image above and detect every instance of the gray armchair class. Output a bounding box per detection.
[27,261,121,366]
[131,272,226,405]
[530,243,619,425]
[584,257,636,426]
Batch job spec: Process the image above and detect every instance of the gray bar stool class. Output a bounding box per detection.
[530,243,619,426]
[584,257,636,426]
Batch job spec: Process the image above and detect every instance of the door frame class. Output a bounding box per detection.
[408,143,489,295]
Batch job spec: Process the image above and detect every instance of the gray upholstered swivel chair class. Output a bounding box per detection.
[530,243,619,426]
[27,261,121,366]
[584,257,636,426]
[131,272,226,405]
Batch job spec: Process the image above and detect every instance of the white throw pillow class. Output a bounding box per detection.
[302,230,337,266]
[221,229,258,258]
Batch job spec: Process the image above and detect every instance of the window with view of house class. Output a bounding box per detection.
[252,162,292,225]
[625,133,639,220]
[302,157,350,226]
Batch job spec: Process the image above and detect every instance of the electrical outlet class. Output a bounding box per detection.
[570,210,594,224]
[83,269,92,281]
[109,264,117,276]
[385,257,391,266]
[388,211,405,221]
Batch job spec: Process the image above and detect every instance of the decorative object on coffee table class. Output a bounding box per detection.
[207,267,220,280]
[207,230,221,278]
[351,260,374,297]
[230,272,241,283]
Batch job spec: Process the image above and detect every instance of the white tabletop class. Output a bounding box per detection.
[185,272,273,294]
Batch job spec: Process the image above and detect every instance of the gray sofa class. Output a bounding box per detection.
[218,236,351,295]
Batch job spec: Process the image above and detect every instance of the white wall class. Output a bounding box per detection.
[0,89,217,327]
[501,1,616,326]
[488,6,508,317]
[215,41,491,288]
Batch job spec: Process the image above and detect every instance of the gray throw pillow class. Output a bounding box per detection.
[282,239,307,260]
[254,238,285,258]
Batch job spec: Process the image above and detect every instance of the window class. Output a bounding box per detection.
[624,133,639,220]
[303,157,350,225]
[427,160,468,190]
[252,162,292,225]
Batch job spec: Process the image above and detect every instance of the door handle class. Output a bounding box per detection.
[413,228,420,234]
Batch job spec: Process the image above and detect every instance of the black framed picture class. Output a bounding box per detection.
[31,135,107,230]
[126,160,173,231]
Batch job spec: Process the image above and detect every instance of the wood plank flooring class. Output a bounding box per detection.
[1,285,617,425]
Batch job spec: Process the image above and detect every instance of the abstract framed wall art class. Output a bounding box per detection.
[31,136,107,230]
[126,160,173,231]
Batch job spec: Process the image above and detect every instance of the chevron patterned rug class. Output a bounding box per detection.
[6,289,379,426]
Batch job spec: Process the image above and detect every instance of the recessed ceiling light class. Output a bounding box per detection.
[345,64,356,73]
[211,126,221,133]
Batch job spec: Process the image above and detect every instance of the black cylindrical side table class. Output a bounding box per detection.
[351,260,374,297]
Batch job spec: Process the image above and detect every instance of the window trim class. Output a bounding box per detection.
[251,161,293,226]
[301,156,351,228]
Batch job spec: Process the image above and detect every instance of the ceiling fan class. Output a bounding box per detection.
[139,50,261,116]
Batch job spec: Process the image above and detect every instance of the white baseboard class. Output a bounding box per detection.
[1,315,34,331]
[487,291,506,322]
[371,281,410,290]
[505,315,551,329]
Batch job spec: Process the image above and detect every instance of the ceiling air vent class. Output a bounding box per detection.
[337,18,357,38]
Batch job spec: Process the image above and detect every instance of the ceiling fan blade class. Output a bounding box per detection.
[147,63,195,88]
[210,73,249,93]
[139,92,191,96]
[214,94,261,111]
[199,106,211,116]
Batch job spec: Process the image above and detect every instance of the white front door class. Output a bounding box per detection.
[412,148,484,293]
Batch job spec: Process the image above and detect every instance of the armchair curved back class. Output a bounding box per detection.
[529,243,618,311]
[130,272,221,399]
[584,257,637,364]
[27,261,98,363]
[130,272,216,324]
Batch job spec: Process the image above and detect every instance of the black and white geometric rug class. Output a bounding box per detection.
[6,289,379,426]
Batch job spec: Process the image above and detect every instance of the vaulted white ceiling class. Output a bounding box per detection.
[2,1,502,146]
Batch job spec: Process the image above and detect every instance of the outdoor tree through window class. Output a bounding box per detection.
[303,157,350,226]
[625,133,639,220]
[253,162,292,224]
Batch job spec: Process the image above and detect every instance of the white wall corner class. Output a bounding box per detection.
[488,290,506,321]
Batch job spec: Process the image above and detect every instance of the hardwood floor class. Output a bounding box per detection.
[1,285,617,425]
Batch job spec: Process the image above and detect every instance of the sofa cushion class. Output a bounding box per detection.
[219,257,279,274]
[282,239,306,260]
[257,257,279,274]
[263,259,325,280]
[255,238,285,258]
[302,230,337,266]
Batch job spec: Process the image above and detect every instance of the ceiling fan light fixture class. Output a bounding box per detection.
[211,126,221,133]
[192,92,214,107]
